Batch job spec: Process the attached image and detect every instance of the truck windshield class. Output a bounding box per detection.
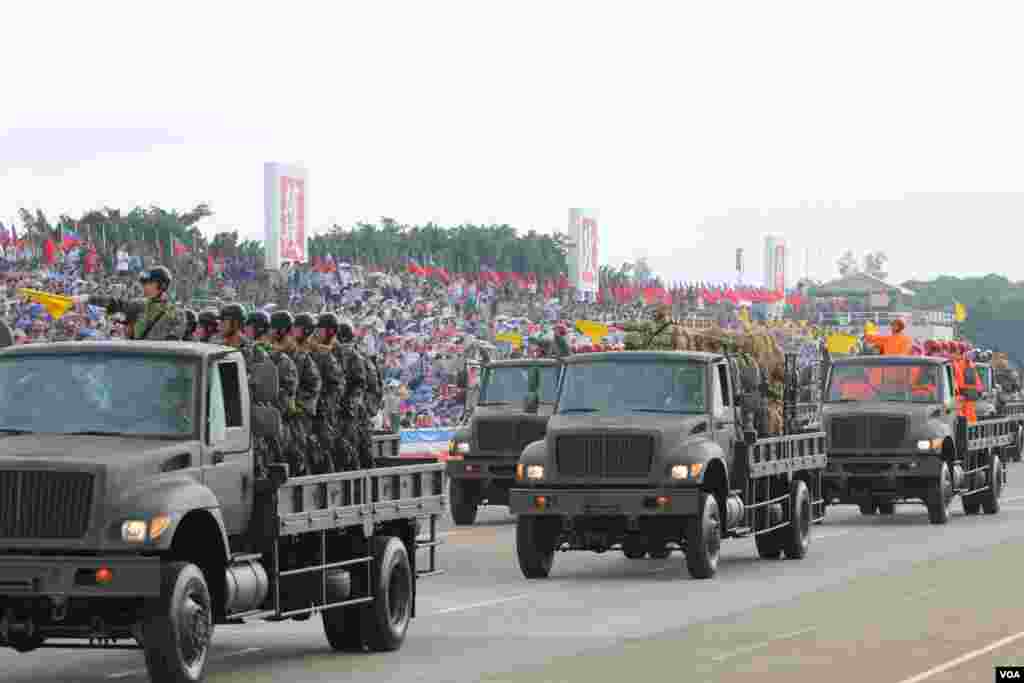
[556,360,705,416]
[0,353,198,437]
[827,363,941,403]
[480,366,559,404]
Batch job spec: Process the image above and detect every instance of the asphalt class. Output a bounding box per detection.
[6,468,1024,683]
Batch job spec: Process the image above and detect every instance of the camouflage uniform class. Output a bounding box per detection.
[89,294,185,341]
[363,352,383,421]
[282,340,324,473]
[332,340,372,468]
[265,345,301,473]
[305,339,346,471]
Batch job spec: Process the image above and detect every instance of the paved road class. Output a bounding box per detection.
[6,467,1024,683]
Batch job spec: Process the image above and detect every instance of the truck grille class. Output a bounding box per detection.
[476,421,519,451]
[829,416,908,450]
[556,435,653,478]
[0,471,94,539]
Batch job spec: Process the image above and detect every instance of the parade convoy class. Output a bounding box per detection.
[0,342,446,683]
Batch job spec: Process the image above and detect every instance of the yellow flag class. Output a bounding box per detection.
[17,288,75,320]
[575,320,609,343]
[954,302,967,322]
[826,333,860,354]
[864,321,879,335]
[495,332,522,349]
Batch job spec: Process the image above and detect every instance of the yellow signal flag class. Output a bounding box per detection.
[954,302,967,322]
[17,288,75,320]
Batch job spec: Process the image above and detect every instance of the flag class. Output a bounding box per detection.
[61,228,82,249]
[17,288,74,320]
[954,302,967,322]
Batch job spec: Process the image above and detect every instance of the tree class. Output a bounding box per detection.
[837,250,858,276]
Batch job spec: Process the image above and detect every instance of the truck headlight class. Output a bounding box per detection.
[121,520,148,543]
[527,464,545,480]
[671,463,703,480]
[917,439,943,451]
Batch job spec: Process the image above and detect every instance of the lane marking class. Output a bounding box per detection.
[107,647,264,679]
[430,594,531,615]
[902,587,938,602]
[711,627,817,662]
[893,629,1024,683]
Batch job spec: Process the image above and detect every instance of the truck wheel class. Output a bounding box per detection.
[142,561,213,683]
[449,480,479,526]
[648,546,671,560]
[782,480,811,559]
[980,455,1004,515]
[754,530,783,559]
[962,494,981,515]
[322,568,366,652]
[684,492,721,579]
[858,501,877,515]
[622,538,647,559]
[358,536,413,652]
[1015,427,1024,462]
[516,516,557,579]
[926,463,953,525]
[877,502,895,515]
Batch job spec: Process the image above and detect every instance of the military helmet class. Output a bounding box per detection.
[294,312,317,334]
[184,309,198,327]
[316,312,340,331]
[246,311,272,336]
[270,310,294,332]
[140,265,172,290]
[219,302,246,323]
[338,322,354,342]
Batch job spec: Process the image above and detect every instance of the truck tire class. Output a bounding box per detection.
[142,561,214,683]
[648,546,671,560]
[926,463,953,525]
[449,480,479,526]
[322,567,366,652]
[858,501,877,515]
[516,516,557,579]
[360,536,413,652]
[622,538,647,559]
[754,530,783,559]
[877,501,895,515]
[980,455,1004,515]
[782,480,811,560]
[684,492,722,579]
[962,493,981,515]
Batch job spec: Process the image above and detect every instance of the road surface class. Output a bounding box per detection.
[5,467,1024,683]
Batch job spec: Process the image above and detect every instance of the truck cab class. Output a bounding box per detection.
[446,358,561,524]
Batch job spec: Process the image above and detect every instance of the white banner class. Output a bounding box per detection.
[568,208,599,294]
[264,162,308,270]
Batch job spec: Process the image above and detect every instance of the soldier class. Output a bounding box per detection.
[219,304,253,357]
[295,312,345,471]
[196,309,222,343]
[247,310,299,472]
[363,350,384,430]
[74,266,185,340]
[182,309,199,342]
[270,311,323,474]
[318,314,370,468]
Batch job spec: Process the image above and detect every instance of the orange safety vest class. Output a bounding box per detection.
[954,359,977,423]
[864,333,914,356]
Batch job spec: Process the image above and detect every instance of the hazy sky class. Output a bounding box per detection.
[3,1,1023,286]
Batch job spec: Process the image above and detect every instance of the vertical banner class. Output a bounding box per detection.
[735,248,745,280]
[568,208,599,294]
[264,162,308,270]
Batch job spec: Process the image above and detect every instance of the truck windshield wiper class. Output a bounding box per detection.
[630,408,692,414]
[558,408,598,413]
[0,428,32,434]
[477,401,510,406]
[65,430,127,437]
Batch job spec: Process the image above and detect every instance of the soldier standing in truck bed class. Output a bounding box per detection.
[323,317,371,469]
[270,311,323,474]
[75,266,185,341]
[294,312,343,472]
[196,309,222,343]
[315,313,360,471]
[247,310,298,472]
[222,305,275,475]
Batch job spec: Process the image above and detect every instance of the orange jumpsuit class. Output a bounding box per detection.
[954,359,980,423]
[864,332,914,356]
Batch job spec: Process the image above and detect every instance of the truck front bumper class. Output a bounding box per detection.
[447,458,517,483]
[823,454,943,501]
[0,555,162,599]
[509,487,700,517]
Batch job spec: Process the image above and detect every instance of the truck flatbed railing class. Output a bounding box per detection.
[965,416,1020,453]
[742,431,827,532]
[999,402,1024,417]
[230,461,447,624]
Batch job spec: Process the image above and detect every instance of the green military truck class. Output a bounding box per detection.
[0,342,445,682]
[446,358,561,525]
[509,351,827,580]
[822,355,1021,522]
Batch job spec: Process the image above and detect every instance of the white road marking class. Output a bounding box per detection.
[711,627,817,662]
[107,647,264,679]
[893,629,1024,683]
[430,594,531,615]
[903,587,938,602]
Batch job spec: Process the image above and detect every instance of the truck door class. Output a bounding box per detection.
[712,362,736,471]
[202,357,253,536]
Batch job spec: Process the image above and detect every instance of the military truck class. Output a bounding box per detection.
[822,355,1022,522]
[0,342,445,682]
[509,351,827,580]
[446,358,562,525]
[974,361,1024,436]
